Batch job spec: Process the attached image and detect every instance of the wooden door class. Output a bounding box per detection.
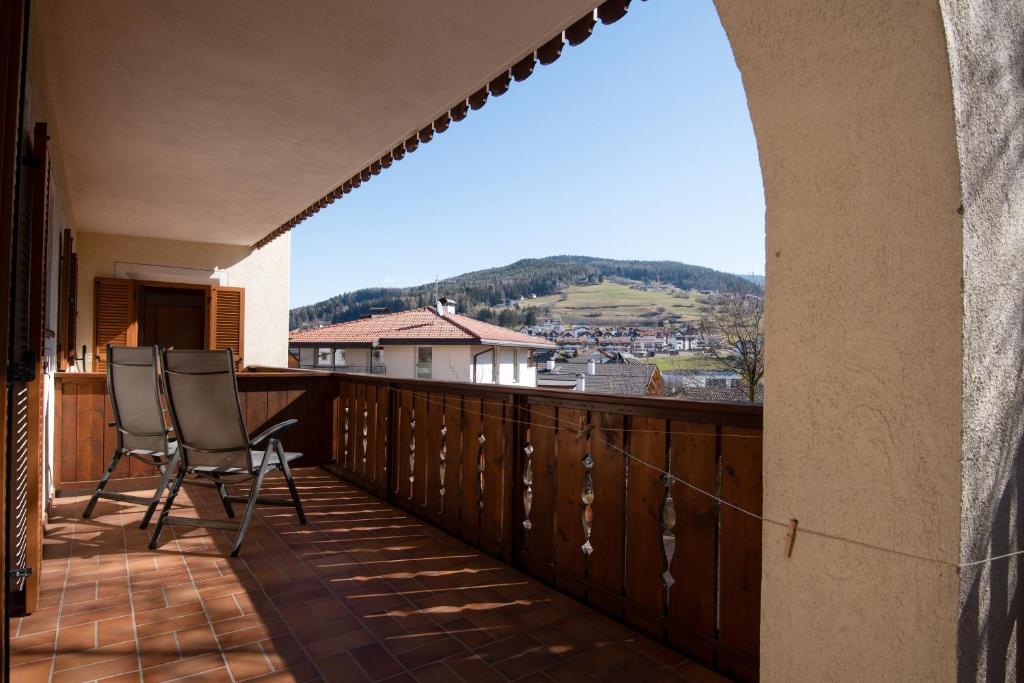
[138,286,205,350]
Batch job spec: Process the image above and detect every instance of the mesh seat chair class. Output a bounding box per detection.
[149,348,306,556]
[82,346,181,529]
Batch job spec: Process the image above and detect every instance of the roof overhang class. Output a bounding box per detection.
[478,338,557,349]
[33,0,628,247]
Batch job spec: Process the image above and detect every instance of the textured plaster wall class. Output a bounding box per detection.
[75,231,290,367]
[715,1,964,679]
[941,1,1024,680]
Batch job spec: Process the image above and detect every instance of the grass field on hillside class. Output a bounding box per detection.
[644,354,723,372]
[521,281,708,324]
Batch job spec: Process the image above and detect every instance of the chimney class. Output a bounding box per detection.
[574,374,586,392]
[546,359,556,371]
[587,359,596,376]
[436,297,456,316]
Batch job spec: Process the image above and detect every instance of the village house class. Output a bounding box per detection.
[288,300,554,386]
[537,356,663,396]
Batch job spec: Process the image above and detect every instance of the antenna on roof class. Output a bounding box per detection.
[434,275,439,302]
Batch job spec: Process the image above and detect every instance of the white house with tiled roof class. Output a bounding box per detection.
[288,300,555,386]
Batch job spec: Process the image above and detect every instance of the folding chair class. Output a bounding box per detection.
[149,348,306,556]
[82,346,180,529]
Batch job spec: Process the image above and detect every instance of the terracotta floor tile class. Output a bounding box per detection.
[223,643,274,680]
[10,627,57,667]
[349,642,404,680]
[393,635,466,669]
[409,661,456,683]
[176,624,222,659]
[203,594,245,622]
[15,606,60,635]
[173,666,234,682]
[141,652,226,682]
[443,652,505,683]
[137,612,209,641]
[51,653,139,683]
[54,639,138,673]
[317,652,371,683]
[306,626,377,660]
[138,632,180,670]
[56,622,97,653]
[9,658,53,682]
[31,471,727,683]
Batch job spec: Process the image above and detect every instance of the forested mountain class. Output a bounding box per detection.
[290,256,756,329]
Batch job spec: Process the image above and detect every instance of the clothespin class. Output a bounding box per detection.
[784,519,798,558]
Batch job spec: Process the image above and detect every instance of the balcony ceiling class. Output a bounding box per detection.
[33,0,598,246]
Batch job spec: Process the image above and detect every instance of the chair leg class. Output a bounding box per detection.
[149,467,187,550]
[216,481,235,519]
[139,453,180,530]
[231,451,274,557]
[83,449,124,519]
[276,441,306,525]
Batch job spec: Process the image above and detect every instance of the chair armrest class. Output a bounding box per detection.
[248,419,298,447]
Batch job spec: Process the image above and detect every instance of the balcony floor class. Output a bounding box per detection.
[11,469,727,682]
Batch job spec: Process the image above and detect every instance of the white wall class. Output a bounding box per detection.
[377,344,536,386]
[74,231,291,367]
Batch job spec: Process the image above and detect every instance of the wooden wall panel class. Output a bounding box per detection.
[54,372,339,487]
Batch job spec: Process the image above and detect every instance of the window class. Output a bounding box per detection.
[333,348,346,367]
[513,348,520,383]
[317,348,333,367]
[416,347,432,379]
[371,348,384,367]
[299,347,316,367]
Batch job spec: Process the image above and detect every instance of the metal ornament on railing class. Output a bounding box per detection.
[660,472,677,589]
[408,408,416,498]
[343,405,350,469]
[476,429,486,511]
[581,453,595,555]
[383,412,389,480]
[522,436,534,530]
[438,417,448,514]
[361,402,368,469]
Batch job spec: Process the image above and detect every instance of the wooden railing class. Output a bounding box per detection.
[54,371,339,486]
[55,368,762,681]
[327,373,762,682]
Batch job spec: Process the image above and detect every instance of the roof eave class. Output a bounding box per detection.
[477,338,557,349]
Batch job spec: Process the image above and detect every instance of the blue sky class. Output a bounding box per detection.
[290,0,764,308]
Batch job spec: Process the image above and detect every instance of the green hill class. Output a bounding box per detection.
[523,281,710,325]
[289,256,757,329]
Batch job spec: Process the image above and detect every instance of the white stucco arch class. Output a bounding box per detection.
[712,1,1024,679]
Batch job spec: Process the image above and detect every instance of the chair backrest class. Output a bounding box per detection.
[106,345,169,455]
[160,349,250,471]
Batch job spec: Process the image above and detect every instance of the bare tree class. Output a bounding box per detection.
[699,287,764,402]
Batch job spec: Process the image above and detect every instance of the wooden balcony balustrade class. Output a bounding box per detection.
[54,369,763,682]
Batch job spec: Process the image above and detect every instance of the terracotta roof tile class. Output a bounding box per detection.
[289,307,555,348]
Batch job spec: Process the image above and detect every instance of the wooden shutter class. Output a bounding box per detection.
[2,0,29,639]
[93,277,136,371]
[208,286,244,367]
[8,122,48,614]
[56,229,74,370]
